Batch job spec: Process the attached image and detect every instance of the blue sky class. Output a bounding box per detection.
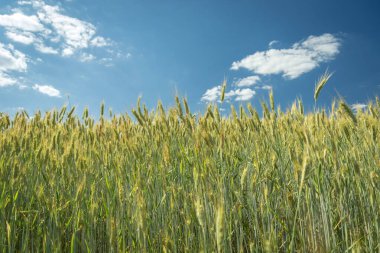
[1,0,379,116]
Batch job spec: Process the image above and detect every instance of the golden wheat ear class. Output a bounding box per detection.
[314,70,333,102]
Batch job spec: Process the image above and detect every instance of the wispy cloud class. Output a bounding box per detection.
[91,36,111,47]
[0,43,28,72]
[231,33,341,79]
[37,3,97,56]
[0,12,45,32]
[98,57,115,67]
[234,75,261,87]
[201,85,221,102]
[79,52,96,62]
[201,85,256,102]
[0,0,113,60]
[0,73,17,87]
[35,42,59,54]
[226,88,256,101]
[268,40,279,48]
[33,84,61,97]
[5,30,36,45]
[0,42,27,87]
[0,0,119,96]
[260,85,272,90]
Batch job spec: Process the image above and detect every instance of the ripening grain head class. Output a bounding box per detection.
[314,70,333,102]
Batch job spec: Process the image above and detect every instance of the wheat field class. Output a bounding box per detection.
[0,93,380,252]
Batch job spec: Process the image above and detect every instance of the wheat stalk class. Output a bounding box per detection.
[314,70,333,102]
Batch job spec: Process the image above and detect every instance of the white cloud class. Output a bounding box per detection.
[91,36,110,47]
[0,12,45,32]
[33,1,114,57]
[225,88,256,101]
[62,47,74,56]
[260,85,272,90]
[0,42,28,87]
[33,84,61,97]
[0,0,117,91]
[201,85,221,102]
[35,43,59,54]
[5,30,35,45]
[98,57,114,67]
[234,75,261,87]
[224,90,236,98]
[1,0,113,60]
[0,43,28,72]
[37,4,96,52]
[0,73,17,87]
[201,85,255,102]
[236,89,255,101]
[18,1,33,5]
[351,103,367,112]
[231,33,341,79]
[269,40,279,48]
[18,84,28,89]
[79,52,95,62]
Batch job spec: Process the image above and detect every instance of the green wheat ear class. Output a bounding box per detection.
[339,101,357,124]
[220,79,227,102]
[314,70,333,102]
[100,101,105,117]
[269,89,275,112]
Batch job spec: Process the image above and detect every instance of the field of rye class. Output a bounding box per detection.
[0,83,380,252]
